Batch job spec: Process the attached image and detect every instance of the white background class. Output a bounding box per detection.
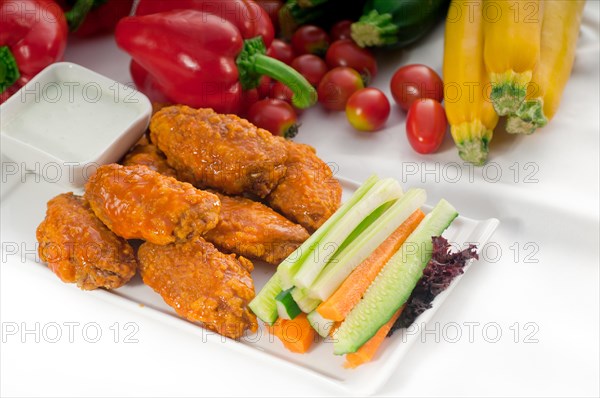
[1,2,599,397]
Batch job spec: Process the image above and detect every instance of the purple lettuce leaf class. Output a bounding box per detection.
[388,236,478,337]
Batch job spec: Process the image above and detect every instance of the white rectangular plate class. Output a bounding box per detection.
[1,173,499,396]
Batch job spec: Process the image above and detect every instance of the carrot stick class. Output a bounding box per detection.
[344,306,405,368]
[317,210,425,321]
[266,313,316,354]
[329,322,341,337]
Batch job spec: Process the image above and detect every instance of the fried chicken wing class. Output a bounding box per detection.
[85,164,220,245]
[204,192,310,265]
[122,142,178,178]
[149,105,288,197]
[119,147,309,263]
[138,237,257,339]
[267,141,342,231]
[36,193,137,290]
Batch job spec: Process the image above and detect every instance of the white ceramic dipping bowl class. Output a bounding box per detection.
[0,62,152,188]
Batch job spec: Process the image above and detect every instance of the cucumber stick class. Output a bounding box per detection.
[277,174,380,290]
[275,288,302,320]
[293,178,403,289]
[248,272,282,324]
[333,199,458,355]
[309,188,427,301]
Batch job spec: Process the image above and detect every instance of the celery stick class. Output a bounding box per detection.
[291,287,321,313]
[309,188,427,301]
[293,178,403,289]
[307,310,337,338]
[277,174,381,289]
[335,199,396,255]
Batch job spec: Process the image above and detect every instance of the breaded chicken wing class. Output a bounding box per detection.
[36,193,137,290]
[122,142,178,178]
[149,106,288,197]
[85,164,220,245]
[204,192,310,265]
[267,141,342,231]
[138,237,257,339]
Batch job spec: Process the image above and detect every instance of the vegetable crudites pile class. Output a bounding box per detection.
[249,173,481,367]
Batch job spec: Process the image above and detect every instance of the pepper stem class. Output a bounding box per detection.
[237,37,317,109]
[351,10,399,48]
[0,46,20,94]
[65,0,95,32]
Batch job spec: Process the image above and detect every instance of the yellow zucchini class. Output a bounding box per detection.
[444,0,499,165]
[483,0,544,115]
[506,0,586,134]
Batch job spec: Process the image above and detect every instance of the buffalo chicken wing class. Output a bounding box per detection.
[204,192,310,265]
[267,141,342,231]
[138,237,257,339]
[36,193,137,290]
[149,106,288,197]
[85,164,220,245]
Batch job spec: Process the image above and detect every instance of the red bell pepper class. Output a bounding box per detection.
[115,9,316,114]
[0,0,68,103]
[130,59,261,116]
[134,0,274,48]
[57,0,134,36]
[254,0,283,34]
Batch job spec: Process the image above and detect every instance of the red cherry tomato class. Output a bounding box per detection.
[406,99,447,154]
[291,54,328,87]
[325,39,377,85]
[317,67,364,111]
[271,81,294,103]
[330,20,353,41]
[267,39,295,65]
[240,88,260,117]
[291,25,330,56]
[258,76,272,99]
[390,64,444,112]
[247,99,299,138]
[345,88,390,132]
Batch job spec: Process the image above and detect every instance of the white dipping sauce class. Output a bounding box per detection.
[3,81,140,163]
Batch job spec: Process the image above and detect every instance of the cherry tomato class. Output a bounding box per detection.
[345,88,390,132]
[406,99,447,154]
[267,39,295,65]
[258,76,272,99]
[330,20,353,41]
[240,88,260,117]
[390,64,444,112]
[271,81,293,103]
[291,25,330,56]
[291,54,328,87]
[317,67,364,111]
[247,99,299,139]
[325,39,377,85]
